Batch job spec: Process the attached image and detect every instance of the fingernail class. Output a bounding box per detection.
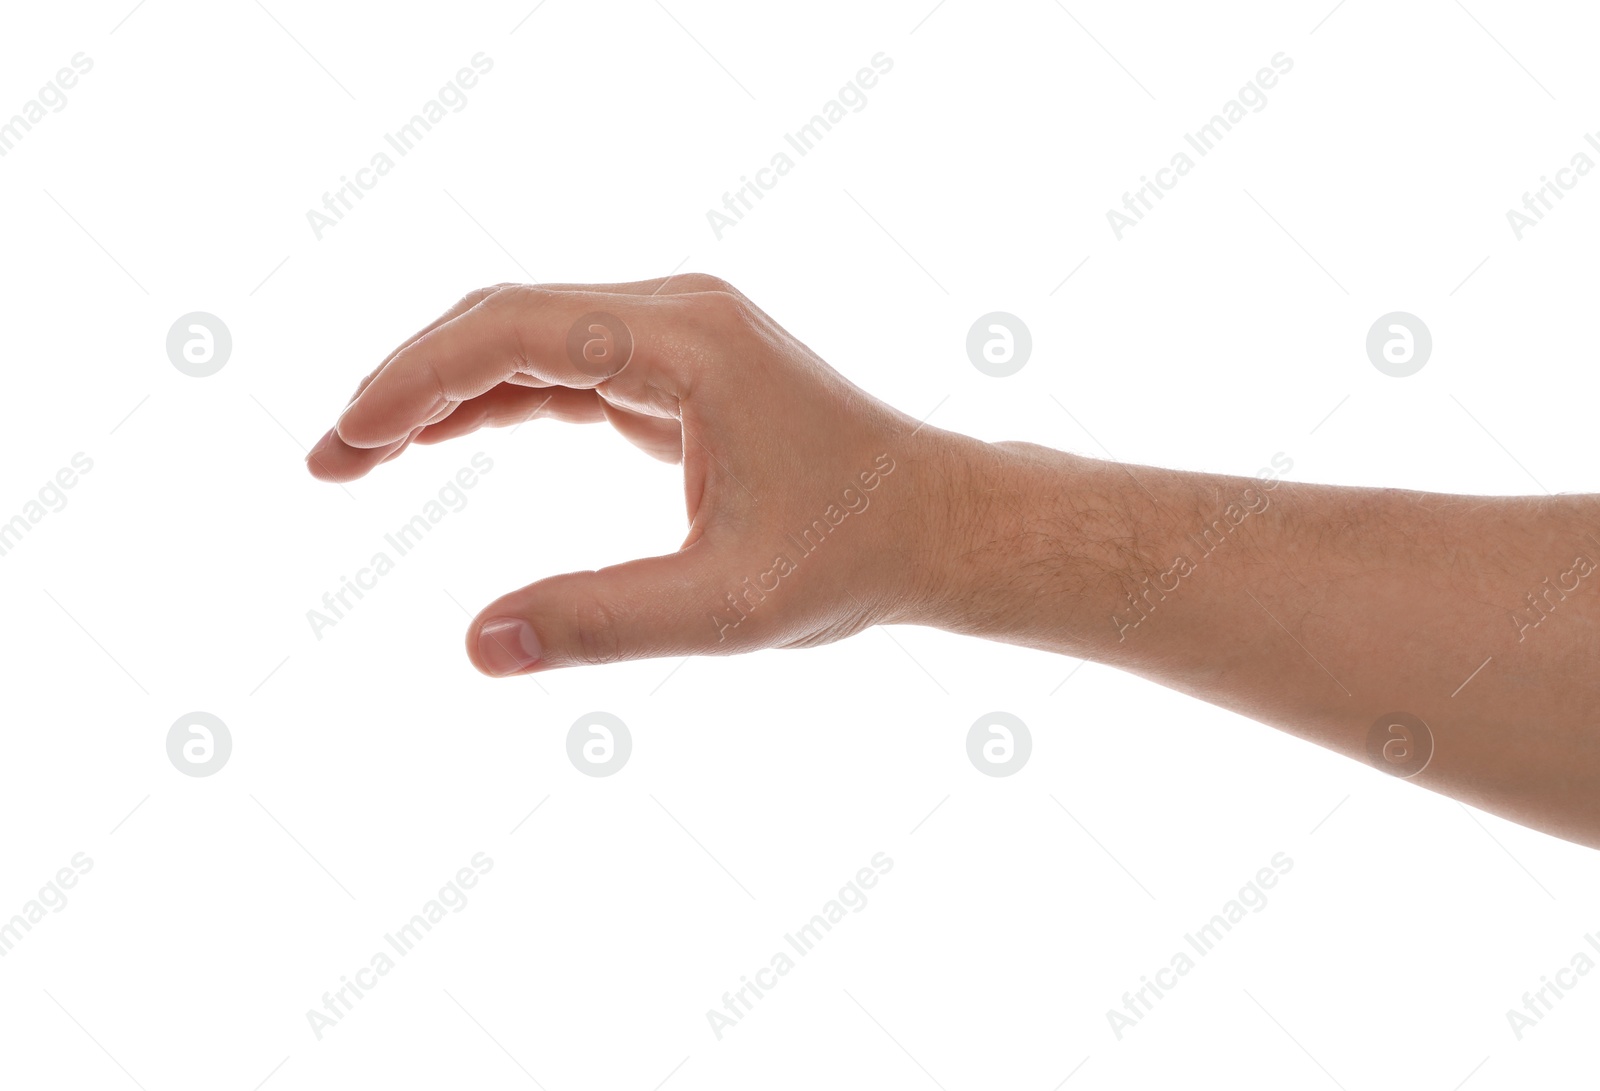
[477,617,542,676]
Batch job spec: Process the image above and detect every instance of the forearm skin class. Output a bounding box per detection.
[916,435,1600,849]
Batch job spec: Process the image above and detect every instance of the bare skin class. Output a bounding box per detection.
[307,276,1600,850]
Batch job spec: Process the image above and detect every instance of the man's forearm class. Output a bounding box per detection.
[920,436,1600,848]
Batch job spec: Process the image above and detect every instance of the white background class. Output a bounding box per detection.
[2,0,1599,1087]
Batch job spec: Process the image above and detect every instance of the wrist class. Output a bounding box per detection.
[892,431,1086,643]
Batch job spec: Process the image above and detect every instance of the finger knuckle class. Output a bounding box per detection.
[691,289,755,329]
[482,285,550,366]
[492,283,547,313]
[569,593,628,665]
[675,272,738,295]
[458,283,512,309]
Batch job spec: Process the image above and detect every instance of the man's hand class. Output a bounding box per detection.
[309,274,1600,849]
[306,275,980,676]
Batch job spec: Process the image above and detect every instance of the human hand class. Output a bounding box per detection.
[307,275,986,676]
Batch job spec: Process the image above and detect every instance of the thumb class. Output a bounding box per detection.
[467,545,738,676]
